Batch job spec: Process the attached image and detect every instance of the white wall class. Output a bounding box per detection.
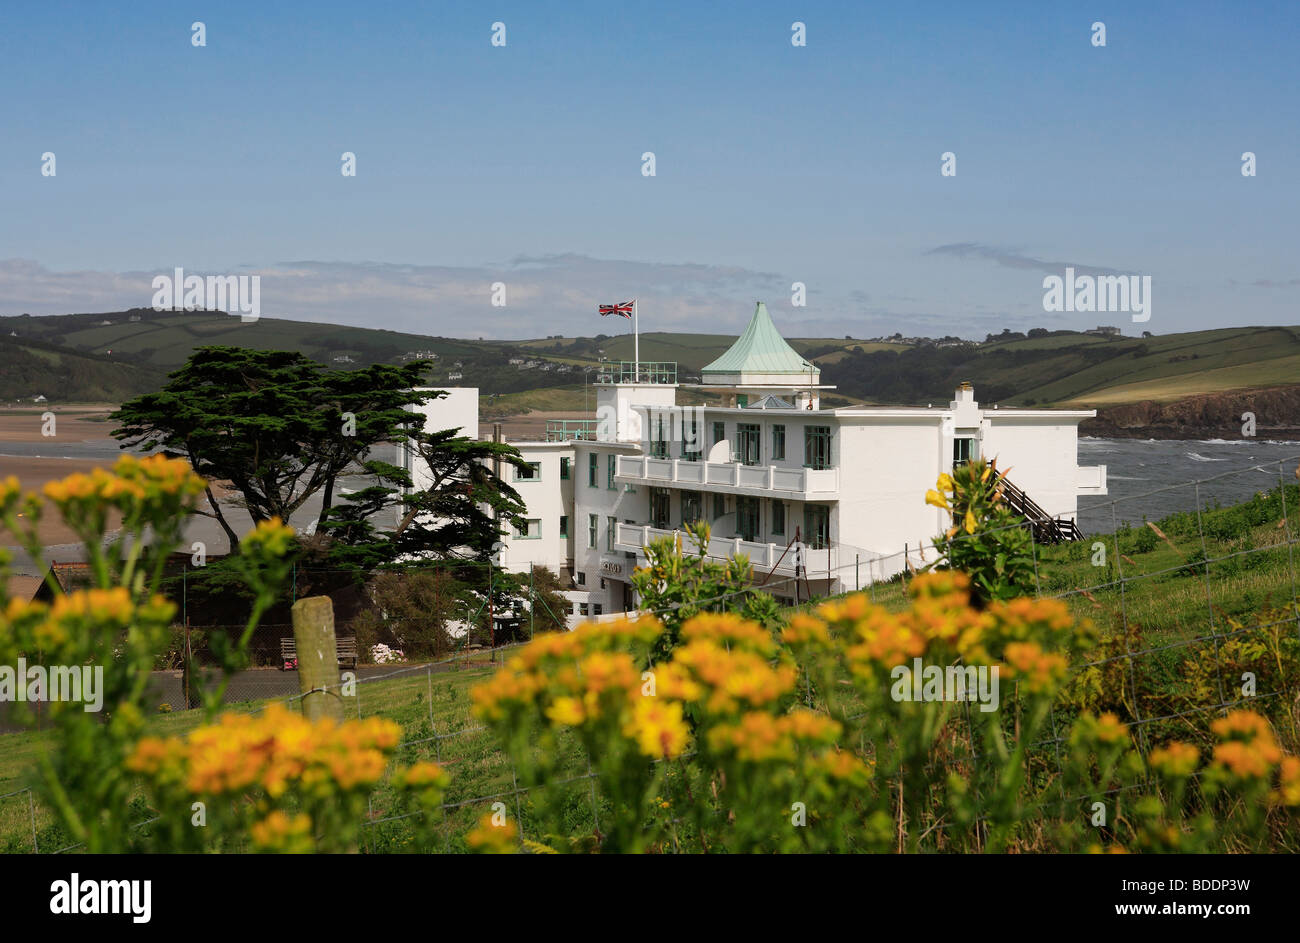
[405,387,480,494]
[571,442,646,613]
[836,418,947,578]
[981,419,1084,520]
[496,443,574,575]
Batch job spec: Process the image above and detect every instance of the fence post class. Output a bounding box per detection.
[292,596,343,722]
[28,790,38,853]
[855,553,859,592]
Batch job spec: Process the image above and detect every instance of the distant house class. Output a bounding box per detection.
[128,314,142,322]
[508,357,525,365]
[99,320,113,326]
[448,371,463,381]
[1085,326,1122,337]
[331,355,355,364]
[29,562,96,603]
[32,394,47,403]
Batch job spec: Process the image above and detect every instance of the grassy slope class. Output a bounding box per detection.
[981,327,1298,403]
[0,335,166,402]
[6,310,1300,409]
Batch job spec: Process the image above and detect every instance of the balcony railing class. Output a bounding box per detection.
[616,454,838,497]
[614,522,833,575]
[545,419,598,442]
[596,361,677,385]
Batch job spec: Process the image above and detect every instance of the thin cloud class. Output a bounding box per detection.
[926,243,1126,277]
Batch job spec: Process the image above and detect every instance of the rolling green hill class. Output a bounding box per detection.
[3,310,1299,411]
[0,334,166,403]
[819,326,1300,407]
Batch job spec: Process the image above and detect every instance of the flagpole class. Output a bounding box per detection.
[633,298,639,381]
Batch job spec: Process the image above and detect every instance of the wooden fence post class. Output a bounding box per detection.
[292,596,343,722]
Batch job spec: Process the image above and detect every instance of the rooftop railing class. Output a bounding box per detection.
[596,361,677,385]
[545,419,599,442]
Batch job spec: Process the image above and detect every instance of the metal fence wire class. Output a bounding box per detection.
[12,453,1300,852]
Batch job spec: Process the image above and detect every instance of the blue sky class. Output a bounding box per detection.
[1,0,1296,339]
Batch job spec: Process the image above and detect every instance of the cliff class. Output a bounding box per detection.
[1079,386,1300,440]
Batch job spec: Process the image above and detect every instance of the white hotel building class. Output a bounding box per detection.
[406,303,1107,617]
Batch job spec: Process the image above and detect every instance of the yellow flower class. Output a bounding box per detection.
[1276,756,1300,806]
[250,811,314,853]
[925,489,950,510]
[624,697,690,759]
[545,696,586,727]
[466,813,519,854]
[964,508,978,534]
[1149,741,1200,778]
[1001,641,1068,694]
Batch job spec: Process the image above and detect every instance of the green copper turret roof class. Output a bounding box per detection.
[701,303,816,377]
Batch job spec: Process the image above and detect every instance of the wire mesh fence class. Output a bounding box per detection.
[9,453,1300,852]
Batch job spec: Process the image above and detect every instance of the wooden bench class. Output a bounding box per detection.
[280,636,359,671]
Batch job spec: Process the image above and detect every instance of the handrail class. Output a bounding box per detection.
[990,470,1084,544]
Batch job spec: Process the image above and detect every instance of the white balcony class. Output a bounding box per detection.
[1077,464,1107,495]
[613,522,834,576]
[616,455,839,498]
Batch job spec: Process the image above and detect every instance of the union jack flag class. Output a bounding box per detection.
[599,300,635,319]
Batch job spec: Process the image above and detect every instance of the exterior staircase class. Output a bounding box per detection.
[994,473,1083,544]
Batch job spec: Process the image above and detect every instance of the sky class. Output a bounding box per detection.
[0,0,1296,340]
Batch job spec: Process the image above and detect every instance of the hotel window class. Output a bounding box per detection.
[681,417,701,458]
[804,426,832,470]
[712,421,726,447]
[804,504,830,550]
[588,514,598,549]
[606,516,616,551]
[580,602,589,617]
[588,453,598,486]
[681,490,704,527]
[649,412,669,459]
[607,455,616,489]
[560,457,571,480]
[560,515,569,537]
[737,496,760,542]
[516,519,542,539]
[771,500,786,537]
[576,571,586,586]
[772,425,786,461]
[713,493,726,521]
[650,487,671,530]
[953,436,978,467]
[593,604,603,616]
[735,423,761,466]
[515,462,541,482]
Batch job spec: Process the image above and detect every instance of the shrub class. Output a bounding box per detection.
[925,459,1037,604]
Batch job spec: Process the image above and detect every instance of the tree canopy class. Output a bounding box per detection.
[111,346,527,570]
